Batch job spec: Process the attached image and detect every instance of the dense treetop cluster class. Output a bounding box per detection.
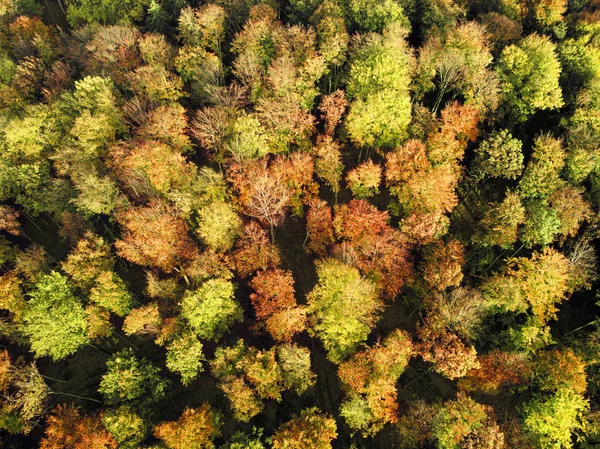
[1,0,600,447]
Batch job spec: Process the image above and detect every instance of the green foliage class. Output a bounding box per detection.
[99,349,168,405]
[166,331,205,386]
[89,270,133,317]
[523,388,589,449]
[348,0,409,32]
[519,134,566,200]
[196,201,242,252]
[520,200,561,247]
[345,25,413,148]
[277,344,316,394]
[340,395,373,433]
[473,130,523,180]
[21,272,88,361]
[65,0,146,27]
[102,406,149,449]
[307,259,382,363]
[496,34,564,122]
[181,279,242,341]
[432,393,488,449]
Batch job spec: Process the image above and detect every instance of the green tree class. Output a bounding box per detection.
[345,24,413,148]
[473,130,523,180]
[518,134,565,199]
[272,407,337,449]
[195,201,242,252]
[496,33,563,123]
[347,0,409,32]
[98,349,167,405]
[472,191,526,249]
[181,279,242,341]
[21,272,88,361]
[102,406,149,449]
[65,0,145,26]
[89,271,133,317]
[307,259,382,363]
[166,331,205,386]
[523,388,588,449]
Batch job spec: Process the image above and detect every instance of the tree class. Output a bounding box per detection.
[21,272,88,361]
[518,134,565,200]
[277,344,316,394]
[332,200,414,298]
[307,259,382,363]
[418,329,480,379]
[154,404,222,449]
[232,221,281,278]
[482,248,571,323]
[178,5,226,53]
[306,199,335,256]
[346,161,382,199]
[0,205,20,236]
[461,350,532,394]
[345,24,413,148]
[338,330,413,434]
[40,405,117,449]
[318,90,347,137]
[166,331,205,386]
[432,392,494,449]
[98,349,167,405]
[115,201,198,272]
[549,186,592,240]
[195,201,242,252]
[230,161,292,242]
[181,278,242,341]
[415,22,498,113]
[312,136,344,195]
[62,232,114,290]
[249,269,307,342]
[102,406,149,449]
[65,0,145,26]
[89,271,133,317]
[496,33,563,123]
[473,130,524,180]
[522,388,588,449]
[347,0,408,32]
[122,302,162,337]
[272,407,337,449]
[472,191,526,249]
[421,239,465,291]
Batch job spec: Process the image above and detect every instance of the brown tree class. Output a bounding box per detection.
[40,405,117,449]
[232,221,281,278]
[229,161,293,242]
[115,200,198,272]
[272,407,337,449]
[421,239,466,290]
[153,404,222,449]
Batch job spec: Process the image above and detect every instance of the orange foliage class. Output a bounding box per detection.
[153,404,221,449]
[461,350,532,393]
[115,200,198,272]
[418,330,479,379]
[319,90,347,136]
[306,199,335,256]
[40,405,117,449]
[249,269,306,341]
[421,238,466,290]
[232,221,281,278]
[333,200,413,298]
[249,269,296,320]
[0,205,20,236]
[427,101,479,165]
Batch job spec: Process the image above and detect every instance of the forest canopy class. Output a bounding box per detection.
[2,0,600,448]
